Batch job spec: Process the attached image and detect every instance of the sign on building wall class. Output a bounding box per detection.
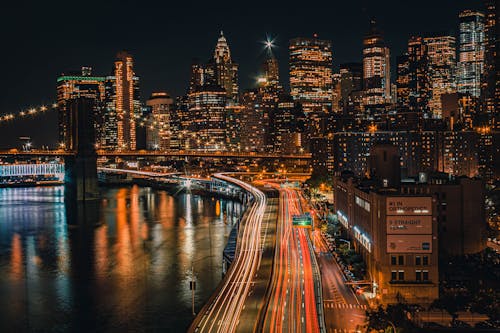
[386,196,433,253]
[386,197,432,216]
[387,216,433,234]
[387,235,432,253]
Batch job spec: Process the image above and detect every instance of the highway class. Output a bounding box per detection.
[264,186,321,333]
[189,174,268,333]
[313,231,367,333]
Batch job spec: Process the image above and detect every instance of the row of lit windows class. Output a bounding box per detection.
[355,196,371,212]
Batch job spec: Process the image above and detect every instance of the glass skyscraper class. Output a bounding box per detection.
[363,19,391,110]
[425,36,456,118]
[56,67,106,150]
[289,36,333,114]
[112,51,141,150]
[458,10,485,98]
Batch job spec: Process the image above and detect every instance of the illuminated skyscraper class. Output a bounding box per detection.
[240,89,266,152]
[56,67,105,150]
[261,56,280,89]
[188,85,227,151]
[481,0,497,127]
[396,53,411,110]
[188,32,239,104]
[339,63,363,102]
[339,63,363,117]
[211,31,239,103]
[189,59,205,93]
[396,37,430,113]
[332,72,342,113]
[458,10,485,98]
[174,95,191,149]
[270,94,306,154]
[363,19,391,110]
[107,51,140,150]
[408,37,431,113]
[145,92,174,150]
[259,53,284,148]
[289,36,333,113]
[424,36,456,118]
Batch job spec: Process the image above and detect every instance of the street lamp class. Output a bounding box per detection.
[189,265,196,316]
[188,254,213,316]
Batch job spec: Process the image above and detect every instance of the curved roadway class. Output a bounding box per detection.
[190,174,267,333]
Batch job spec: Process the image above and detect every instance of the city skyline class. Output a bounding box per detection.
[0,1,477,113]
[0,2,486,148]
[0,1,498,331]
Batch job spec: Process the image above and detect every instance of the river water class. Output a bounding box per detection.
[0,185,243,332]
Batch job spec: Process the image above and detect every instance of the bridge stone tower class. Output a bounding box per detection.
[64,97,100,225]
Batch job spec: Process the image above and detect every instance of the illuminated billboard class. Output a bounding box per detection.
[387,216,432,235]
[386,197,432,216]
[387,235,432,253]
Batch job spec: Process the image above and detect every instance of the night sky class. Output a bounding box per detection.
[0,0,481,148]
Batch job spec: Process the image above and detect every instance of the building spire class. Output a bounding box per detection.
[214,31,231,63]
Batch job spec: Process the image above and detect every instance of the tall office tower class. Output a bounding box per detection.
[188,85,227,151]
[240,90,267,152]
[396,54,411,110]
[111,51,140,150]
[289,36,333,113]
[458,10,485,98]
[339,63,363,117]
[174,95,191,149]
[332,72,342,112]
[103,78,118,149]
[210,31,239,103]
[363,19,391,110]
[261,56,280,89]
[225,104,244,151]
[396,37,431,113]
[56,67,106,150]
[256,55,282,151]
[339,63,363,103]
[481,0,497,127]
[189,59,205,93]
[408,37,431,113]
[269,94,306,154]
[145,92,174,150]
[424,36,456,118]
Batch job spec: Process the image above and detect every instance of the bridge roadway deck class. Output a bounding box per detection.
[0,149,311,160]
[188,176,278,333]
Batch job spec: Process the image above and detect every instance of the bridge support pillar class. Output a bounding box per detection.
[64,97,100,226]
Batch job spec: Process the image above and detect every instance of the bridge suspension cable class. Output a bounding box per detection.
[0,103,58,124]
[0,102,169,130]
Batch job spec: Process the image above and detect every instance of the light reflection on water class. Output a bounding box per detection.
[0,185,242,332]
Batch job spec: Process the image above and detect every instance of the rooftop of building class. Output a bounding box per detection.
[336,170,482,195]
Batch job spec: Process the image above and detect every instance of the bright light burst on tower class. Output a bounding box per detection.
[262,35,277,56]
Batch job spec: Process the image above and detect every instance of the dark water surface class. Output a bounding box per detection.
[0,185,242,332]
